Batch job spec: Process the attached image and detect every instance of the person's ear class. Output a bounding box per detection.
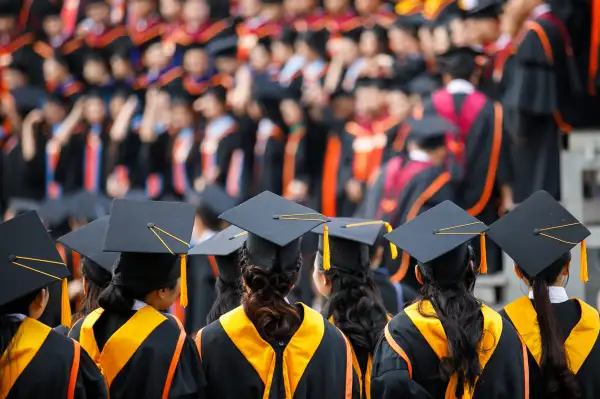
[415,265,423,285]
[29,288,49,319]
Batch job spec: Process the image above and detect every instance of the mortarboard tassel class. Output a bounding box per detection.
[323,225,331,271]
[479,233,487,274]
[180,254,188,307]
[61,278,71,328]
[383,222,398,259]
[581,240,588,283]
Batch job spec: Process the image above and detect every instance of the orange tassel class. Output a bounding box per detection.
[581,240,588,283]
[61,278,71,327]
[479,233,487,274]
[180,254,188,307]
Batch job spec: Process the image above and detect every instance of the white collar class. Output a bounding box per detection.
[408,149,431,162]
[132,299,148,311]
[528,286,569,304]
[446,79,475,94]
[531,4,551,19]
[5,313,27,321]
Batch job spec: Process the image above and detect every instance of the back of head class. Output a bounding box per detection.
[240,245,302,343]
[418,243,483,397]
[516,252,581,399]
[206,254,243,325]
[79,257,112,318]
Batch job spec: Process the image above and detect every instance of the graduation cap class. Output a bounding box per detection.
[385,201,489,280]
[37,197,71,230]
[68,190,111,222]
[436,46,481,78]
[0,212,71,326]
[103,199,196,306]
[312,218,398,272]
[487,191,591,281]
[11,87,45,118]
[206,35,238,58]
[8,198,40,217]
[219,191,329,272]
[408,73,441,96]
[394,13,427,35]
[406,114,457,149]
[188,225,247,282]
[57,216,119,286]
[460,0,502,18]
[186,184,236,228]
[276,27,298,47]
[0,0,22,17]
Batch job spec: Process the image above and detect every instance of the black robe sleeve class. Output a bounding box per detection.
[75,346,110,399]
[215,131,240,187]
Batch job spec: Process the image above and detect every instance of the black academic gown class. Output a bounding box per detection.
[186,254,217,334]
[252,117,286,196]
[371,300,528,399]
[197,304,360,399]
[500,296,600,399]
[503,14,581,202]
[372,268,418,315]
[70,306,206,399]
[2,317,107,398]
[359,156,455,287]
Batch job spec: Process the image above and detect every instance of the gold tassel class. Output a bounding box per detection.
[383,222,398,259]
[581,240,588,283]
[479,233,487,274]
[61,278,71,328]
[323,225,331,271]
[180,254,188,307]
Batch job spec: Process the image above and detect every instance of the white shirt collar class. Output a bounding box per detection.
[531,4,551,19]
[408,149,431,162]
[446,79,475,94]
[5,313,27,321]
[528,286,569,304]
[132,299,148,311]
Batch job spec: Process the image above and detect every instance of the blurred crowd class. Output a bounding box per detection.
[0,0,599,287]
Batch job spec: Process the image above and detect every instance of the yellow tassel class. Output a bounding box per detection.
[180,254,188,307]
[581,240,588,283]
[61,278,71,328]
[323,225,330,271]
[384,222,398,259]
[479,233,487,274]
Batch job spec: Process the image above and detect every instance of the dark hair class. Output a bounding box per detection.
[0,290,43,397]
[321,266,388,354]
[418,245,485,398]
[206,276,243,324]
[516,252,581,399]
[98,254,179,315]
[76,258,112,321]
[240,247,302,343]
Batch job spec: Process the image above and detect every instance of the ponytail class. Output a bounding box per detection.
[240,247,302,343]
[206,276,243,325]
[418,245,484,398]
[518,252,581,399]
[321,266,388,354]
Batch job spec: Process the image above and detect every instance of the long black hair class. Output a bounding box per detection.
[206,276,242,324]
[320,261,388,354]
[418,244,485,398]
[0,290,44,397]
[240,247,302,344]
[76,257,112,321]
[516,252,581,399]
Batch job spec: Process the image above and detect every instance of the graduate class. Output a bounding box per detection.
[127,0,163,71]
[58,215,119,329]
[0,211,107,398]
[372,201,528,398]
[503,0,582,202]
[69,199,207,398]
[487,190,600,399]
[236,0,284,62]
[312,217,393,399]
[188,224,247,326]
[79,0,131,63]
[43,55,84,100]
[359,115,455,286]
[197,191,360,398]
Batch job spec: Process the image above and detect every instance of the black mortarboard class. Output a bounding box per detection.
[186,185,236,229]
[394,13,427,34]
[37,197,71,230]
[276,27,298,47]
[487,191,591,281]
[0,0,22,17]
[0,212,71,326]
[103,199,196,306]
[206,35,238,58]
[8,198,40,217]
[188,225,247,282]
[385,201,488,276]
[436,46,480,78]
[57,216,119,276]
[409,73,442,96]
[460,0,502,18]
[219,191,328,272]
[312,218,398,272]
[68,190,111,222]
[406,114,456,149]
[11,87,45,118]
